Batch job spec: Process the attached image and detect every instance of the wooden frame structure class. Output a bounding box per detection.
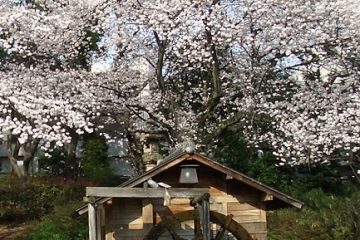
[85,187,209,240]
[76,151,303,240]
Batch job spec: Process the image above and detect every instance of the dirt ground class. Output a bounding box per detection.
[0,222,34,240]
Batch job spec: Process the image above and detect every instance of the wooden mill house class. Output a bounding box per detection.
[75,148,303,240]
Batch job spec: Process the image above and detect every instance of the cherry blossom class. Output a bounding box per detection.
[1,0,359,176]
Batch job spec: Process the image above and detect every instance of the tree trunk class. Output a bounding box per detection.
[6,134,23,178]
[64,130,79,177]
[6,134,40,178]
[65,133,78,162]
[9,156,25,178]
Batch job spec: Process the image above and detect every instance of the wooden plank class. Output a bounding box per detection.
[209,202,226,215]
[259,202,266,222]
[168,204,194,213]
[231,209,262,216]
[107,199,144,227]
[227,202,259,211]
[208,186,226,195]
[166,198,191,205]
[114,229,144,237]
[86,187,208,198]
[153,204,194,216]
[226,202,264,224]
[142,199,153,234]
[151,198,191,206]
[142,200,153,224]
[107,223,144,230]
[110,216,143,225]
[211,194,258,202]
[233,215,264,223]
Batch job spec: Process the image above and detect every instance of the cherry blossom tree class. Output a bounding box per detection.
[252,1,360,166]
[0,0,113,177]
[103,0,360,168]
[1,0,359,176]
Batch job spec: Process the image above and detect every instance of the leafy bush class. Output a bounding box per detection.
[29,203,87,240]
[0,177,56,221]
[268,186,360,240]
[0,176,84,222]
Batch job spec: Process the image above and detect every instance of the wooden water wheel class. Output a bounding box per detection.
[144,193,255,240]
[143,210,255,240]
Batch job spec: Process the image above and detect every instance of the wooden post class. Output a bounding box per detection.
[96,204,103,240]
[191,193,211,240]
[201,196,211,240]
[100,205,106,240]
[88,203,96,240]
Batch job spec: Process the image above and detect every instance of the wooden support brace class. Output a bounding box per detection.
[142,199,154,234]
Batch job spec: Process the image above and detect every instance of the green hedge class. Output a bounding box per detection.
[268,187,360,240]
[0,176,83,222]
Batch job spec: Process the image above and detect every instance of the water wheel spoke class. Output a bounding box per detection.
[163,223,186,240]
[214,227,226,240]
[214,213,233,240]
[163,213,192,240]
[145,210,254,240]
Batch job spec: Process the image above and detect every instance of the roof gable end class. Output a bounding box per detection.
[116,152,303,209]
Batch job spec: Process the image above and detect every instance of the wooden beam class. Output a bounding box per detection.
[86,187,208,198]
